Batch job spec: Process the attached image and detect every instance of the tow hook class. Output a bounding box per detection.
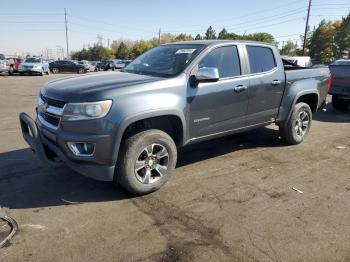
[0,207,18,248]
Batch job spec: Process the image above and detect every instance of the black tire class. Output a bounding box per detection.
[78,68,84,74]
[116,129,177,195]
[52,68,59,74]
[46,70,50,75]
[332,95,349,111]
[280,102,312,145]
[20,72,24,76]
[8,66,14,76]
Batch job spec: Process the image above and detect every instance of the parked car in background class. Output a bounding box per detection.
[124,60,132,67]
[114,59,125,69]
[49,60,87,74]
[96,60,115,71]
[20,40,329,195]
[19,57,49,76]
[0,53,10,74]
[78,60,96,72]
[7,57,22,75]
[329,59,350,110]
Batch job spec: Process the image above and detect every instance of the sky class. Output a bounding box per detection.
[0,0,349,57]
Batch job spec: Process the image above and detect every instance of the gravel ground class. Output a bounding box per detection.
[0,73,350,262]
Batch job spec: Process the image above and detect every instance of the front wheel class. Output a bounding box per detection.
[279,102,312,145]
[116,129,177,195]
[8,66,14,76]
[332,95,349,111]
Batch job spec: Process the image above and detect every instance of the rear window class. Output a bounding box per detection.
[0,54,5,60]
[247,46,276,73]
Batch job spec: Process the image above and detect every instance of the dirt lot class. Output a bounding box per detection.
[0,73,350,262]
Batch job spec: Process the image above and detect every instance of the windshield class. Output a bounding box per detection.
[124,44,205,77]
[24,58,41,63]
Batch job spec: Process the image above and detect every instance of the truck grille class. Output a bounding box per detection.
[38,94,66,128]
[39,111,60,126]
[40,93,66,108]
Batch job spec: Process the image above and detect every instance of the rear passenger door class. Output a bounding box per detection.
[188,45,250,139]
[245,46,285,126]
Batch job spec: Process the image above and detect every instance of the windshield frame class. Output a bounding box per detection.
[124,44,206,78]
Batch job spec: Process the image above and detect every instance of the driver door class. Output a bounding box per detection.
[188,45,250,139]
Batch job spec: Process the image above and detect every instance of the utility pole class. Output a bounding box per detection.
[64,8,69,58]
[302,0,312,55]
[158,28,161,45]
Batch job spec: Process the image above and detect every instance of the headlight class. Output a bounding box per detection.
[62,100,113,121]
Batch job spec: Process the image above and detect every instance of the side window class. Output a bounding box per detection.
[247,46,276,73]
[199,46,241,78]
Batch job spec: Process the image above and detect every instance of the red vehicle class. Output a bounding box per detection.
[7,57,22,75]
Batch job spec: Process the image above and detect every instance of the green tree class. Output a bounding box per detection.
[334,14,350,58]
[280,41,300,56]
[175,33,193,41]
[218,28,228,39]
[205,26,216,39]
[243,32,275,43]
[131,40,154,58]
[116,42,131,59]
[309,20,338,63]
[195,34,202,40]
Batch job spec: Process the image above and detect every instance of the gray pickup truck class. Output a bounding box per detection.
[329,60,350,110]
[20,40,329,195]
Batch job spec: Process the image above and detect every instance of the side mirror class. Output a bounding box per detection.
[195,67,219,84]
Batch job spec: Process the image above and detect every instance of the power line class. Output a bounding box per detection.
[164,0,305,31]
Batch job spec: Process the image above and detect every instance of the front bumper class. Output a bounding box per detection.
[19,68,43,73]
[19,112,115,181]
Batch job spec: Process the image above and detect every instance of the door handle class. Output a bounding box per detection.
[234,85,248,93]
[271,80,282,86]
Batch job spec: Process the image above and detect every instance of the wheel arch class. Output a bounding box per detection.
[111,110,186,164]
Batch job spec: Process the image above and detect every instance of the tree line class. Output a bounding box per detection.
[72,14,349,64]
[281,14,349,63]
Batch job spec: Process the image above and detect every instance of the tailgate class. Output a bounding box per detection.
[329,65,350,95]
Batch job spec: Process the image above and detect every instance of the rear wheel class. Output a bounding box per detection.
[8,66,14,76]
[20,72,24,76]
[78,68,84,74]
[332,95,349,111]
[116,129,177,195]
[280,102,312,145]
[52,68,59,74]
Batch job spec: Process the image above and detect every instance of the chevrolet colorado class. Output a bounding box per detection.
[20,40,330,195]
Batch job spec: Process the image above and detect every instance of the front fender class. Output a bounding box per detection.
[110,109,186,164]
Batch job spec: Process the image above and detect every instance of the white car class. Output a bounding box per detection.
[78,60,96,72]
[0,54,10,74]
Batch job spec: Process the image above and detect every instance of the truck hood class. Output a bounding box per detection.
[41,72,163,102]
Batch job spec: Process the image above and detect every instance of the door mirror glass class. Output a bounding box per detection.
[195,67,219,83]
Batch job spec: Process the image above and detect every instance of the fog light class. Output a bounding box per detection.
[67,142,95,156]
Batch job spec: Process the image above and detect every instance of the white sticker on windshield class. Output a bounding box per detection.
[175,49,196,54]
